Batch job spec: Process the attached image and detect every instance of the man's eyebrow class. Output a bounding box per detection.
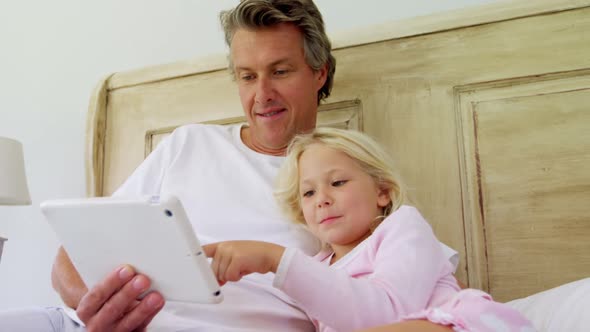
[235,58,293,72]
[269,58,292,67]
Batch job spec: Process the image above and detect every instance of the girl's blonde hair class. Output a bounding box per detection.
[274,127,406,225]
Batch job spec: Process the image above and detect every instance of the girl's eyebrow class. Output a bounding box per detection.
[299,168,344,185]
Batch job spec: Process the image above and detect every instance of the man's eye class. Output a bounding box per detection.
[332,180,347,187]
[240,74,254,81]
[302,190,314,197]
[274,69,288,76]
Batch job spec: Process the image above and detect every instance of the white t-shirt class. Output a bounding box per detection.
[106,123,458,331]
[113,124,319,332]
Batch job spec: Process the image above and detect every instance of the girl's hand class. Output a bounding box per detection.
[203,241,285,286]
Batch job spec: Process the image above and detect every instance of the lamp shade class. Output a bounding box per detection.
[0,137,31,205]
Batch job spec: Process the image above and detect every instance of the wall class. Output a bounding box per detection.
[0,0,495,309]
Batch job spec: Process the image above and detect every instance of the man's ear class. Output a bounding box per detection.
[315,63,328,90]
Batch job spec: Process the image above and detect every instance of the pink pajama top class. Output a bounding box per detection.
[273,205,459,331]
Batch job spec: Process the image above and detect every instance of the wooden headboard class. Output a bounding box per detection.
[86,0,590,302]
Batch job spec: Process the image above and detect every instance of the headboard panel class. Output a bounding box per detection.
[87,0,590,301]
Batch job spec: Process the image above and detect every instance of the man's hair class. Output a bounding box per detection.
[274,127,406,225]
[220,0,336,104]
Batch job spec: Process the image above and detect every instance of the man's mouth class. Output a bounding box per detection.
[257,108,286,117]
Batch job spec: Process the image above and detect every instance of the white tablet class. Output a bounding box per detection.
[41,195,223,304]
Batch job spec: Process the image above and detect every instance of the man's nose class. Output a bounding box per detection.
[254,76,275,104]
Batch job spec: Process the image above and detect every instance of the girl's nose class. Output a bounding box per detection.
[316,192,332,208]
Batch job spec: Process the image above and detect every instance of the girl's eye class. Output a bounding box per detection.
[302,190,315,198]
[332,180,347,187]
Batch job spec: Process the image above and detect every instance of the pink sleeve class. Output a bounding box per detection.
[273,206,449,331]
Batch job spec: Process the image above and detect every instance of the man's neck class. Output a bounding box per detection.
[240,127,287,157]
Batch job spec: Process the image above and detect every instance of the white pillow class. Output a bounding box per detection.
[506,278,590,331]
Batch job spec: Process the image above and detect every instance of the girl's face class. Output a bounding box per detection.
[298,144,391,259]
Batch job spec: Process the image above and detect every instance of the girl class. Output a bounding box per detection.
[204,127,534,332]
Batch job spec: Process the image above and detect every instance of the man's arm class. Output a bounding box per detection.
[51,246,87,309]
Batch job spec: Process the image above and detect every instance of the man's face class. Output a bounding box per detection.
[231,23,327,155]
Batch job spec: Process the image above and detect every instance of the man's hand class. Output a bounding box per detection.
[203,241,285,286]
[76,265,165,332]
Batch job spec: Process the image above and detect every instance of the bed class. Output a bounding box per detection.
[85,0,590,330]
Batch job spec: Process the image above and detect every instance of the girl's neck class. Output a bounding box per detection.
[328,246,350,265]
[329,252,341,265]
[329,230,373,265]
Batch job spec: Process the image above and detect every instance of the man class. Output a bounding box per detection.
[1,1,457,331]
[52,2,334,331]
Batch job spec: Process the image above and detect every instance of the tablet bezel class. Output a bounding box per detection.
[41,195,223,304]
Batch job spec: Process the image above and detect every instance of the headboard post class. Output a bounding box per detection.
[85,74,112,197]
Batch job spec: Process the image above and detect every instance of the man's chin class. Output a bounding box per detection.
[247,133,291,155]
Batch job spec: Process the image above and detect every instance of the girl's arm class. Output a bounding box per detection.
[275,206,453,331]
[203,240,285,286]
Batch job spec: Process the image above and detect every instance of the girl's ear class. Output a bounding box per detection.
[377,187,391,208]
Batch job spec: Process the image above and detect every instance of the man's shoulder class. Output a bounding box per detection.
[166,123,241,146]
[172,123,239,137]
